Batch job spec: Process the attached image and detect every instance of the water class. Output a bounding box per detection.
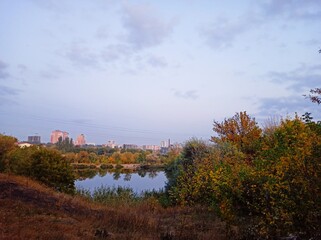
[75,170,167,194]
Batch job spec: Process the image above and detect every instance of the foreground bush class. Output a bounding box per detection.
[167,113,321,239]
[29,149,75,194]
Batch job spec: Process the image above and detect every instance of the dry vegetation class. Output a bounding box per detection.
[0,173,227,240]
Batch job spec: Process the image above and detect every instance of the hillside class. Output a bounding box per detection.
[0,174,226,240]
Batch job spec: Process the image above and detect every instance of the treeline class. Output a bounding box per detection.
[64,149,153,165]
[50,141,179,165]
[166,112,321,239]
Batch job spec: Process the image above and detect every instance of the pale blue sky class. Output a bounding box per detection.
[1,0,320,145]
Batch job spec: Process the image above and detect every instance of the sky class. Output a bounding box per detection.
[1,0,321,145]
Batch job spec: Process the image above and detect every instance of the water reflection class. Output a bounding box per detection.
[113,171,121,180]
[75,169,167,194]
[148,171,158,179]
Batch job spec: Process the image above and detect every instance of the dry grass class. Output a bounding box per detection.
[0,173,228,240]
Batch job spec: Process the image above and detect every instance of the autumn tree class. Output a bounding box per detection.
[212,111,262,162]
[247,116,321,238]
[167,113,321,239]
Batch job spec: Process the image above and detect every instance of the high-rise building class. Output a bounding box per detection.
[142,145,160,151]
[75,134,86,146]
[160,139,171,148]
[50,130,69,144]
[123,144,138,150]
[106,140,116,148]
[28,135,41,144]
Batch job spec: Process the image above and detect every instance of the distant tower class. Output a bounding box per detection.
[160,139,170,148]
[28,135,41,144]
[75,134,86,146]
[50,130,69,144]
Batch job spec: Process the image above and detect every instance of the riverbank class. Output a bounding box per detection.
[0,173,228,239]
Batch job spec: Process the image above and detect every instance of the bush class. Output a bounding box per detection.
[1,137,76,195]
[0,135,17,172]
[29,148,75,194]
[167,115,321,239]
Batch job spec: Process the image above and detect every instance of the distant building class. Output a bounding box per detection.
[106,140,117,148]
[18,142,33,148]
[50,130,69,144]
[86,142,96,146]
[123,144,138,150]
[160,139,171,148]
[160,139,171,155]
[142,145,160,151]
[28,135,41,144]
[75,134,86,146]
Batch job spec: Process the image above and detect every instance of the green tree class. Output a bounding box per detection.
[250,116,321,238]
[56,137,74,152]
[0,134,17,172]
[29,148,75,194]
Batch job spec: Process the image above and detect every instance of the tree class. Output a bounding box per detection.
[212,111,262,162]
[0,134,17,172]
[56,137,74,152]
[167,114,321,238]
[305,88,321,105]
[251,116,321,238]
[29,148,75,194]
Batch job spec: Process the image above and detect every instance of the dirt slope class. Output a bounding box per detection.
[0,174,226,240]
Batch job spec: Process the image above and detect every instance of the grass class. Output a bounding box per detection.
[0,173,229,239]
[77,185,139,206]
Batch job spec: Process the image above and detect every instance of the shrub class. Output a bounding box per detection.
[29,148,75,194]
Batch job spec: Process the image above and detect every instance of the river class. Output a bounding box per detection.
[75,170,168,194]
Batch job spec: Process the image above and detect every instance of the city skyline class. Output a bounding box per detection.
[1,1,320,145]
[22,129,176,147]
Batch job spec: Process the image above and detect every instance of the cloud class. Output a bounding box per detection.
[261,0,321,21]
[267,64,321,92]
[59,3,174,69]
[101,44,133,63]
[0,60,10,79]
[199,11,264,50]
[121,3,174,50]
[147,55,167,68]
[298,39,321,47]
[17,64,28,74]
[40,65,65,80]
[173,89,199,100]
[200,0,321,50]
[0,85,19,95]
[200,17,248,49]
[95,26,110,40]
[0,85,19,106]
[63,42,99,67]
[257,95,321,120]
[71,119,92,124]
